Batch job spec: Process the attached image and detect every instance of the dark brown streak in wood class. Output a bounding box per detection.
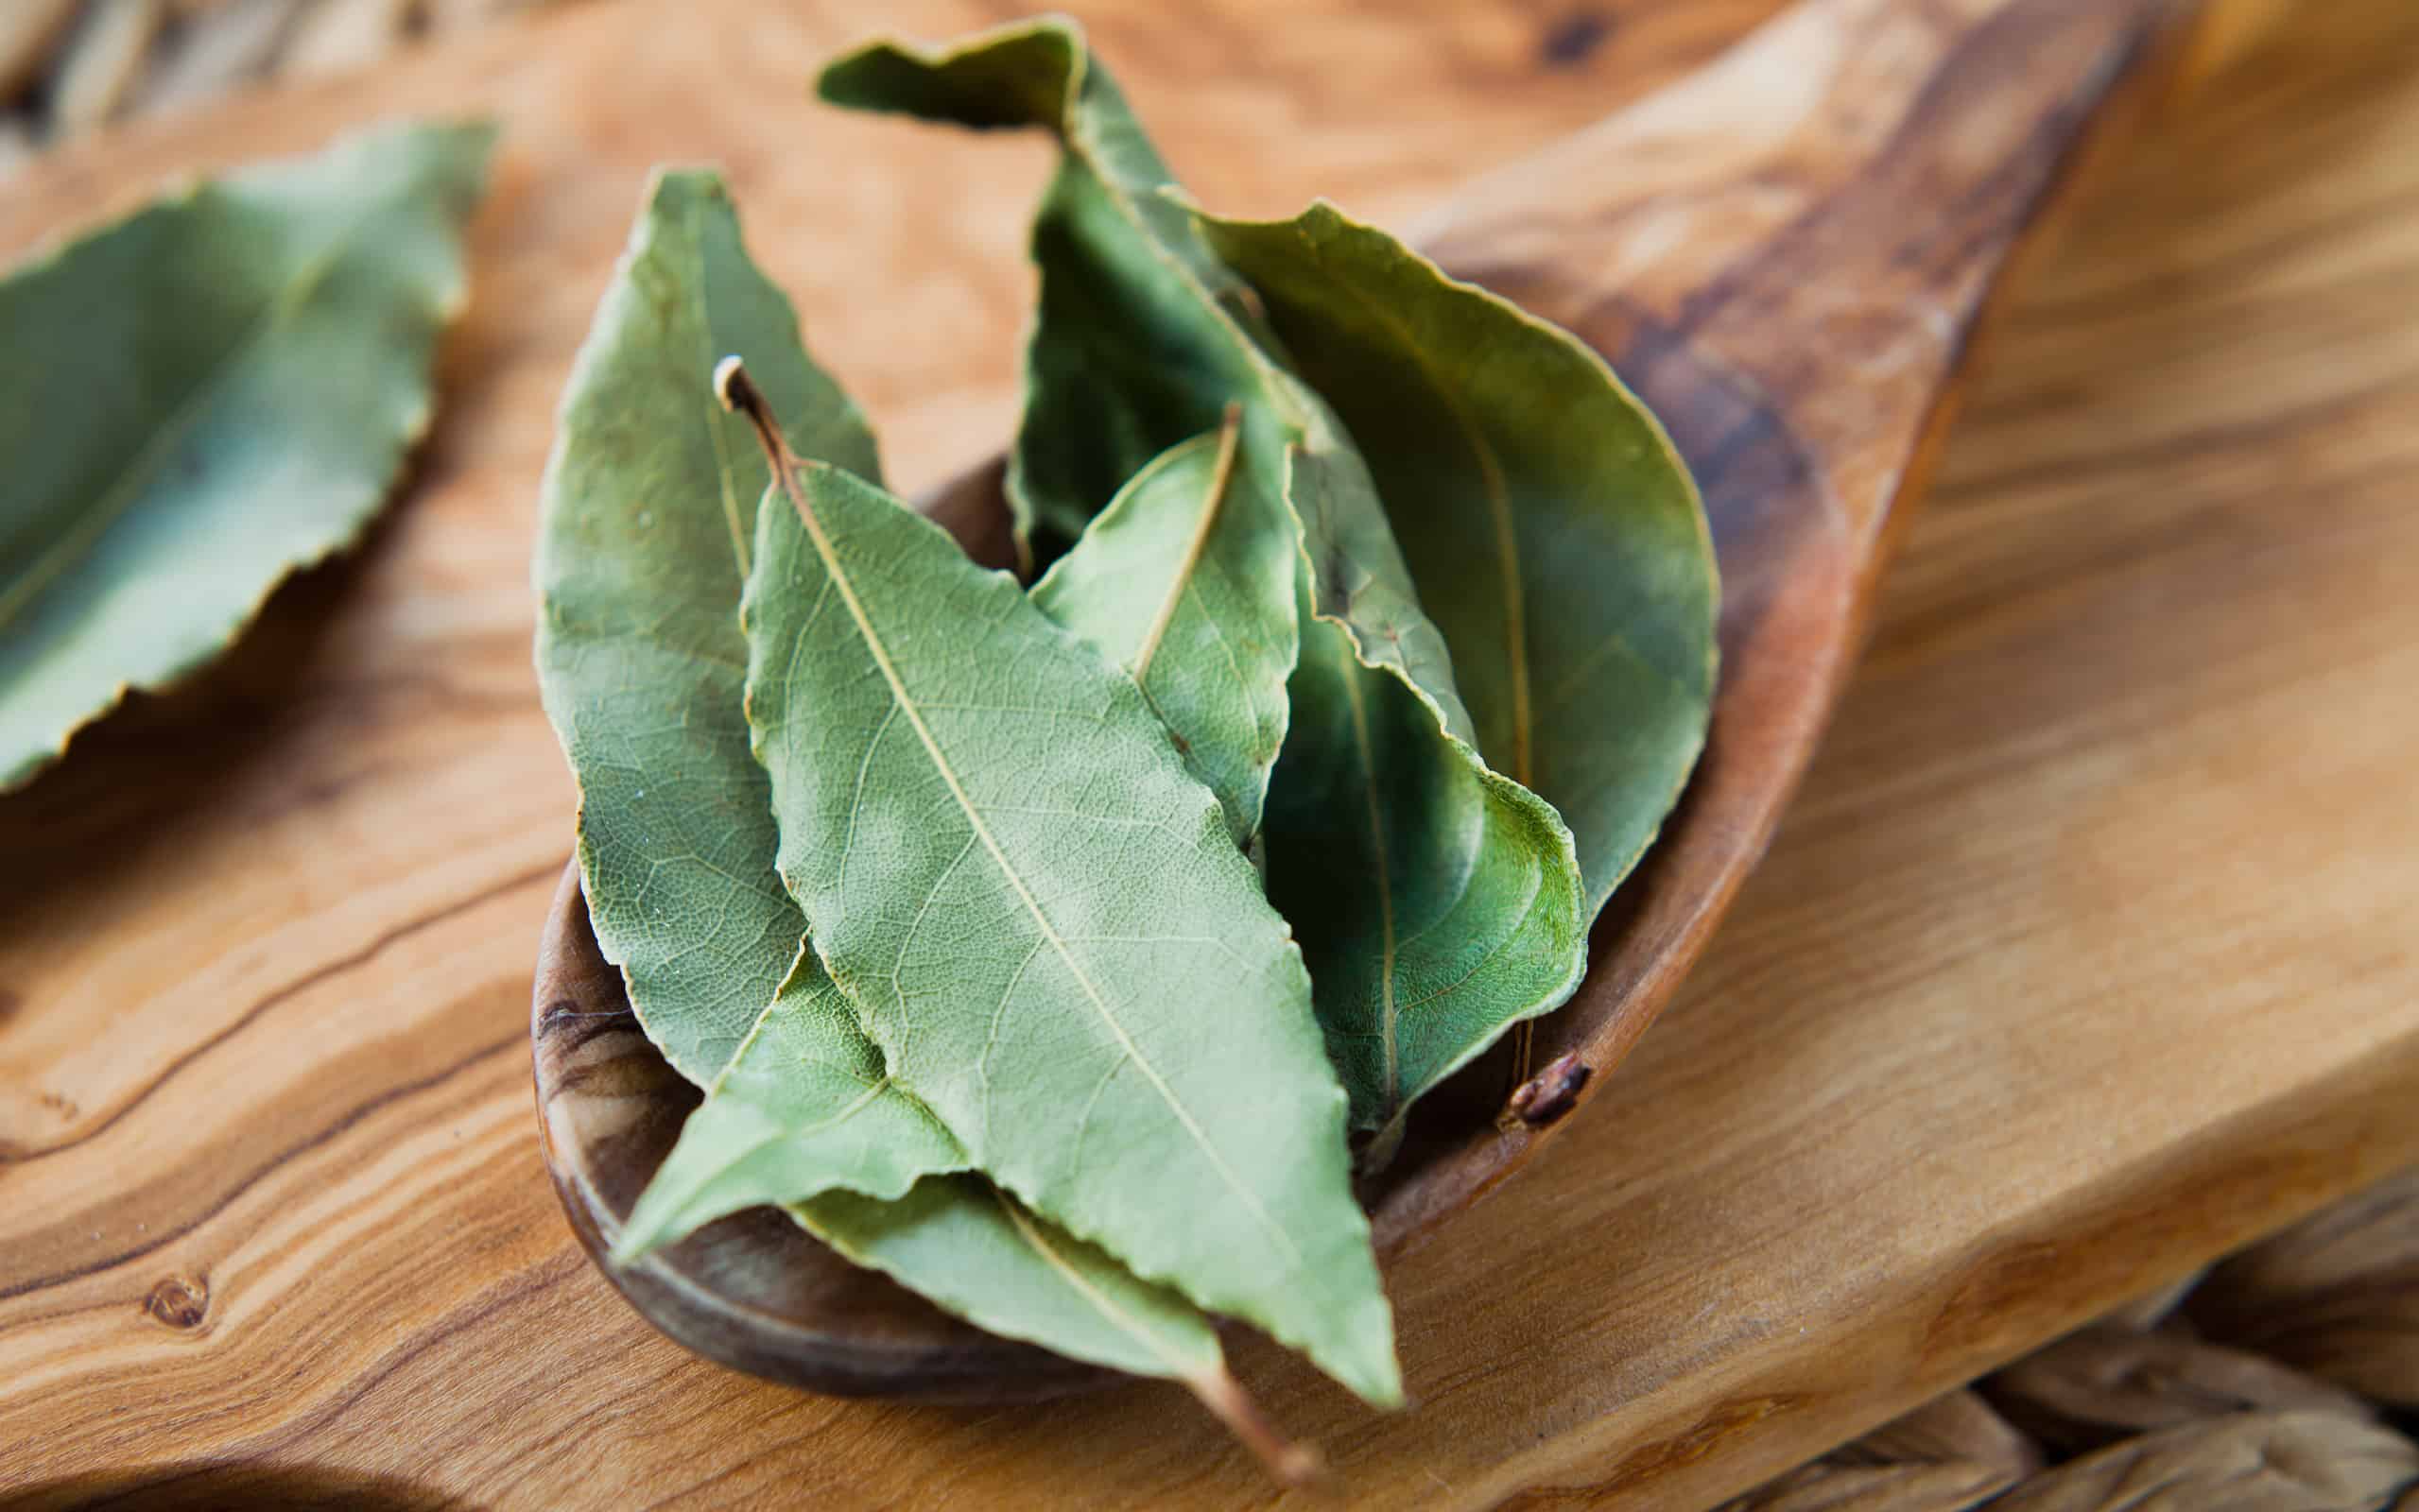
[2019,187,2419,329]
[0,1027,527,1304]
[49,1258,583,1512]
[1937,365,2419,504]
[0,856,565,1166]
[1672,0,2152,356]
[233,1250,591,1466]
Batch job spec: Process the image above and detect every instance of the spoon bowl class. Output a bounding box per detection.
[536,0,2197,1400]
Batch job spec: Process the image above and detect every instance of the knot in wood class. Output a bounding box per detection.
[144,1273,209,1332]
[1508,1052,1592,1127]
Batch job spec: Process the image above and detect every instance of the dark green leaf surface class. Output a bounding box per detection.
[1265,571,1588,1160]
[739,437,1398,1406]
[539,177,1252,1414]
[0,120,492,790]
[1205,204,1719,914]
[821,18,1273,561]
[825,21,1592,1148]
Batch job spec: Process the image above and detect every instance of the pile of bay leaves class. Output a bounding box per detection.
[534,17,1716,1469]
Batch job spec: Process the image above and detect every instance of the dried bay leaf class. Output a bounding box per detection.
[539,176,1300,1464]
[611,941,966,1260]
[1028,408,1297,846]
[536,167,874,1087]
[799,1177,1314,1483]
[730,370,1400,1407]
[0,119,492,790]
[1202,204,1718,917]
[824,20,1591,1156]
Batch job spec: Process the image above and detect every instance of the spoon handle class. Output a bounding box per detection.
[1419,0,2196,545]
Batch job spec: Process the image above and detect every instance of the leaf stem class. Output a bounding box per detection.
[716,355,795,471]
[1186,1365,1326,1489]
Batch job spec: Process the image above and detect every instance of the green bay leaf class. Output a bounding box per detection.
[734,400,1398,1407]
[799,1178,1319,1483]
[803,1177,1217,1380]
[1202,204,1719,915]
[612,942,966,1262]
[1029,412,1297,846]
[539,174,1266,1432]
[0,119,493,790]
[536,167,875,1087]
[825,21,1590,1153]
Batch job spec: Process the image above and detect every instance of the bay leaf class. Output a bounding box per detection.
[541,174,1304,1465]
[535,166,875,1087]
[824,20,1590,1155]
[1201,203,1718,915]
[800,1178,1316,1482]
[1264,565,1588,1163]
[1028,408,1297,846]
[729,368,1400,1407]
[0,118,493,791]
[615,944,1308,1476]
[611,941,966,1261]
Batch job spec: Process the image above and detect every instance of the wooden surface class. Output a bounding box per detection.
[2,0,2416,1508]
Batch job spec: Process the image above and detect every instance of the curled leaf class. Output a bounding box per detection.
[1031,407,1297,846]
[1201,202,1718,915]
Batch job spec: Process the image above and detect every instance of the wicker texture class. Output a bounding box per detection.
[1726,1169,2419,1511]
[0,0,583,153]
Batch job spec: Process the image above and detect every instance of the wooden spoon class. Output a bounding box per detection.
[534,0,2200,1401]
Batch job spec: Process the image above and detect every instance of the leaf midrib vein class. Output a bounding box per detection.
[0,215,368,636]
[780,460,1302,1272]
[1335,632,1399,1116]
[1314,255,1533,786]
[991,1186,1203,1382]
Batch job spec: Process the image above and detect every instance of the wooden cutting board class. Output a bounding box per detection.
[3,2,2416,1508]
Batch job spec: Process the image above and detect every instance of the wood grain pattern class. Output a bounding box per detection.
[3,0,2417,1507]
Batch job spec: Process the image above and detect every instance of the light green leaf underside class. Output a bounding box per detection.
[631,958,1223,1393]
[613,943,968,1263]
[1203,204,1719,915]
[826,19,1590,1143]
[800,1176,1223,1384]
[539,175,1233,1400]
[534,167,877,1087]
[743,458,1399,1407]
[1031,422,1296,847]
[0,119,493,791]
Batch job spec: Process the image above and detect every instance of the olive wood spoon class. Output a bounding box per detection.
[534,0,2198,1404]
